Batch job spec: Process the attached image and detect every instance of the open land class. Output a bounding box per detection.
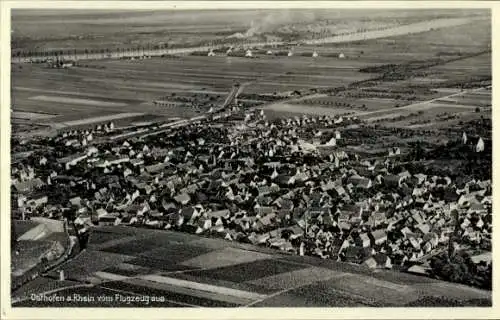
[11,226,491,307]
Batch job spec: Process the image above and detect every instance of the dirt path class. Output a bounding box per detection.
[357,86,491,118]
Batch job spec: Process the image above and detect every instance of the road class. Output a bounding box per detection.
[357,86,491,119]
[13,17,480,64]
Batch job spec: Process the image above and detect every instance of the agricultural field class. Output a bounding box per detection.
[12,226,491,307]
[11,53,378,136]
[11,8,490,138]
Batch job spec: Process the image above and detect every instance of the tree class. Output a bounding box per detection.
[11,220,18,251]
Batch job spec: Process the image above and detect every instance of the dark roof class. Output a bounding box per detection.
[180,207,195,219]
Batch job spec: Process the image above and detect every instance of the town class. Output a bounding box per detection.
[11,104,492,291]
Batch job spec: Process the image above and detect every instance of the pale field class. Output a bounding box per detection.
[29,95,128,107]
[263,103,355,116]
[11,111,57,120]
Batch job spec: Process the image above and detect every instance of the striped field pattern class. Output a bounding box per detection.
[13,226,492,307]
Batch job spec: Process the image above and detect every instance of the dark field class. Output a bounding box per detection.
[185,259,306,283]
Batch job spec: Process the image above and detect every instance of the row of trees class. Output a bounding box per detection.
[11,35,264,60]
[13,45,164,59]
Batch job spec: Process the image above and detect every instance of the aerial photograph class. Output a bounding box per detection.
[9,7,492,308]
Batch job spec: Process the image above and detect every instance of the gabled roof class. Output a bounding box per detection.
[371,229,387,240]
[207,209,230,219]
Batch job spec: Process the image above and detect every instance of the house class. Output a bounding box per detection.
[422,241,432,253]
[269,238,295,252]
[287,225,304,239]
[168,212,185,227]
[383,175,404,188]
[275,175,296,186]
[145,162,168,174]
[180,207,200,223]
[207,209,230,223]
[195,217,212,234]
[26,194,48,210]
[174,193,191,206]
[322,213,336,227]
[338,221,352,231]
[96,208,108,219]
[339,204,363,224]
[347,175,372,189]
[370,229,387,246]
[255,206,274,217]
[343,246,366,264]
[458,194,480,207]
[363,253,392,269]
[160,200,177,214]
[368,212,387,228]
[130,159,145,167]
[412,187,427,198]
[423,232,439,248]
[355,233,371,248]
[224,229,241,241]
[13,178,45,194]
[334,185,347,198]
[416,223,430,235]
[320,180,336,192]
[407,264,430,276]
[408,237,421,250]
[69,197,82,207]
[98,214,120,226]
[468,202,486,215]
[58,153,88,170]
[255,213,275,230]
[412,212,424,225]
[470,252,492,264]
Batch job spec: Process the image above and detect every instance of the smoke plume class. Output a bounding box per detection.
[228,10,317,39]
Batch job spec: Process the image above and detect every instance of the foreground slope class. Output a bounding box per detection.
[13,226,491,307]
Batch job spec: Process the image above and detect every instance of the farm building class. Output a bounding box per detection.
[47,59,74,69]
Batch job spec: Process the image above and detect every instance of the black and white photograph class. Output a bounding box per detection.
[4,2,494,314]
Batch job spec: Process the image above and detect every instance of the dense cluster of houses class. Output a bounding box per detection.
[11,109,492,274]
